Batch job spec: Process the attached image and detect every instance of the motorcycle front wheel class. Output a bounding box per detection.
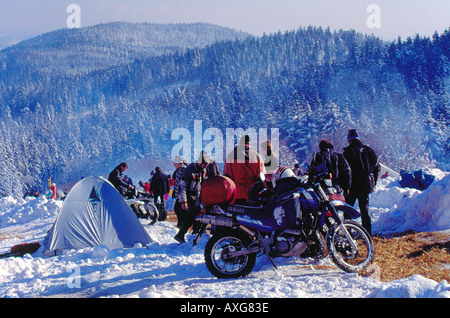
[327,221,374,273]
[139,202,158,225]
[204,231,256,279]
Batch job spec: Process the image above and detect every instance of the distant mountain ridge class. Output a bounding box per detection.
[1,22,250,74]
[0,30,42,50]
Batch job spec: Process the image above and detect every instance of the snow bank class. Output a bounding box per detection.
[367,274,450,298]
[0,196,61,228]
[372,173,450,235]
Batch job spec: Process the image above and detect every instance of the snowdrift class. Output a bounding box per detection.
[373,173,450,235]
[367,274,450,298]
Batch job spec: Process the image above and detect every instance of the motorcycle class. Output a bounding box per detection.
[194,167,375,279]
[124,188,159,225]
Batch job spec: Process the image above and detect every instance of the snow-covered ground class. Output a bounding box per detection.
[0,171,449,299]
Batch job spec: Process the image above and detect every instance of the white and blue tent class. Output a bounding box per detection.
[44,176,151,255]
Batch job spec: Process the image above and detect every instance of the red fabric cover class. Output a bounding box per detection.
[10,242,41,255]
[201,176,236,206]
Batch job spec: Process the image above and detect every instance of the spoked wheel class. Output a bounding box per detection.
[301,231,328,260]
[132,202,158,225]
[144,202,159,225]
[327,220,374,273]
[204,231,256,279]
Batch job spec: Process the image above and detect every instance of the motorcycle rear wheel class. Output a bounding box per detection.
[327,220,374,273]
[204,231,257,279]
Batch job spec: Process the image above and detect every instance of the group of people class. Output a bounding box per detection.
[108,162,171,220]
[109,163,171,201]
[105,135,275,244]
[173,134,286,243]
[172,134,277,243]
[309,129,380,235]
[109,128,379,243]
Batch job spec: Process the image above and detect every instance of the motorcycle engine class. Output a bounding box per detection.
[274,236,294,255]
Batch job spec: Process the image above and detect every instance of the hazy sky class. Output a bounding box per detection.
[0,0,449,40]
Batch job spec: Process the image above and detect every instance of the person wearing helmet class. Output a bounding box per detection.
[224,135,266,204]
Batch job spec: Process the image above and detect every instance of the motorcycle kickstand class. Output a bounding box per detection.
[267,254,278,270]
[257,232,278,270]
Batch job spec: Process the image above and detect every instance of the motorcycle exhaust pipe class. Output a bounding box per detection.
[196,215,234,227]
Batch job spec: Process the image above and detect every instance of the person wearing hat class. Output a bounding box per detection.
[343,129,380,235]
[310,139,351,195]
[174,151,211,243]
[223,135,266,204]
[172,156,187,228]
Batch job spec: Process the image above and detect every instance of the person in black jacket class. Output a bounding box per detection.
[150,167,170,221]
[343,129,380,235]
[150,167,170,205]
[108,162,134,195]
[310,139,351,195]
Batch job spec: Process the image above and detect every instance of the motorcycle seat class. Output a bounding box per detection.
[226,198,276,219]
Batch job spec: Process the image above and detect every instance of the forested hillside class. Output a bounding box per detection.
[0,23,449,197]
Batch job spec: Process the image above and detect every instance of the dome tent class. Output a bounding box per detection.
[43,176,151,256]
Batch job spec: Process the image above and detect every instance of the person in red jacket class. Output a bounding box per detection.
[224,135,266,204]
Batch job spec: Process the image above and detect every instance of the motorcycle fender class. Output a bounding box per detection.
[330,201,361,219]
